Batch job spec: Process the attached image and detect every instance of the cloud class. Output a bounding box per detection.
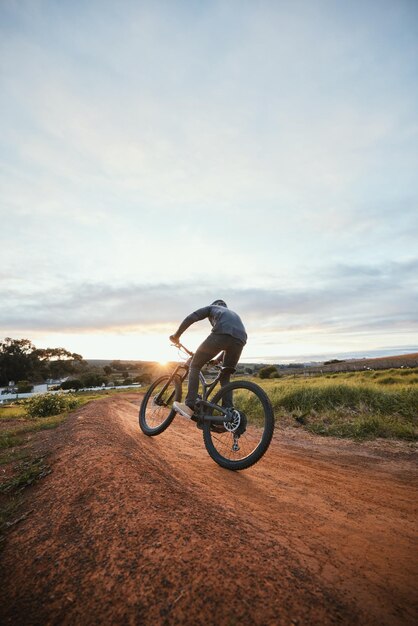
[2,0,417,219]
[327,258,418,281]
[1,259,417,337]
[1,0,417,361]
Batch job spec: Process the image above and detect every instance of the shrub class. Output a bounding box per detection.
[81,373,106,387]
[258,365,278,379]
[135,373,152,384]
[25,393,79,418]
[16,380,33,393]
[60,379,83,391]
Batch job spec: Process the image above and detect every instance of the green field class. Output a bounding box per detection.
[254,368,418,440]
[1,370,417,445]
[172,367,418,441]
[0,392,108,452]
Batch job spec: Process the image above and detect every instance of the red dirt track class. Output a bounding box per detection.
[0,394,417,625]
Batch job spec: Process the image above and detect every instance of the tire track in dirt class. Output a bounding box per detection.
[0,394,416,625]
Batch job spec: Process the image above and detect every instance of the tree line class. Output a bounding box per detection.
[0,337,160,391]
[0,337,84,387]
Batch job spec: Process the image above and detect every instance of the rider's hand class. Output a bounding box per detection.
[169,335,180,345]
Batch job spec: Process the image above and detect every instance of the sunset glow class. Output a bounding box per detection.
[1,1,417,362]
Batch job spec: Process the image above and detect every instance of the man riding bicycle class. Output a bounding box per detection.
[170,299,247,419]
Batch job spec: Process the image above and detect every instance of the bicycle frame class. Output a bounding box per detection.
[155,342,234,423]
[140,341,275,470]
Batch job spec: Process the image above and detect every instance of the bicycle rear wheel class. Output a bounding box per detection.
[203,380,274,470]
[139,375,181,436]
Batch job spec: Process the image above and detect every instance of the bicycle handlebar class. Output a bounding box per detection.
[170,340,222,367]
[170,340,193,357]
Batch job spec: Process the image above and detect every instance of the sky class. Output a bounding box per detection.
[1,0,417,363]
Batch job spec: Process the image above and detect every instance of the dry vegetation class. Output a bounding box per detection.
[2,361,417,538]
[256,367,418,440]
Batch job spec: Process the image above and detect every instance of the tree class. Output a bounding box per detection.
[0,338,38,385]
[103,365,112,375]
[80,373,106,387]
[0,337,86,385]
[35,347,84,380]
[110,360,129,372]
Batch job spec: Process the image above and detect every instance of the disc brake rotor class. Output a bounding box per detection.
[224,408,241,432]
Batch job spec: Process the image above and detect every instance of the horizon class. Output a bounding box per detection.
[82,345,418,366]
[1,1,417,361]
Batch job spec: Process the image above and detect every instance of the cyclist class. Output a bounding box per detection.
[169,299,247,418]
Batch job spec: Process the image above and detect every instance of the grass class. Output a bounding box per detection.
[0,432,25,449]
[0,413,70,450]
[255,371,418,441]
[0,389,139,542]
[0,456,51,540]
[0,392,106,451]
[273,384,417,418]
[0,499,21,537]
[172,368,418,441]
[0,396,84,541]
[0,405,26,420]
[0,449,30,466]
[306,414,416,440]
[0,456,51,494]
[321,367,418,384]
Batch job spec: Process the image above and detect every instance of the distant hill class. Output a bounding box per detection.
[86,359,166,368]
[86,353,418,376]
[309,352,418,373]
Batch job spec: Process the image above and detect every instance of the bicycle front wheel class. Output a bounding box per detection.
[139,375,181,436]
[203,380,274,470]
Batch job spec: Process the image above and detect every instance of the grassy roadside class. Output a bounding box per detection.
[255,371,418,441]
[0,393,103,450]
[0,392,113,541]
[1,375,415,537]
[175,367,417,441]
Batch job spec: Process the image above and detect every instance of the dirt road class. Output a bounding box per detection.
[0,395,417,625]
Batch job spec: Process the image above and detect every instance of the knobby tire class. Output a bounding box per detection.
[202,380,274,470]
[139,375,182,436]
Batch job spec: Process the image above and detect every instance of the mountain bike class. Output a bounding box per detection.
[139,342,274,470]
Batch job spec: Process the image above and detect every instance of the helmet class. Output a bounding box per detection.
[211,299,227,308]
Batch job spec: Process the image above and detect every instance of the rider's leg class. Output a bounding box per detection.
[185,333,227,409]
[218,337,245,406]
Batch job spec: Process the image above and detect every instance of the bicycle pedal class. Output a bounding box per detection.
[173,401,194,419]
[176,409,193,420]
